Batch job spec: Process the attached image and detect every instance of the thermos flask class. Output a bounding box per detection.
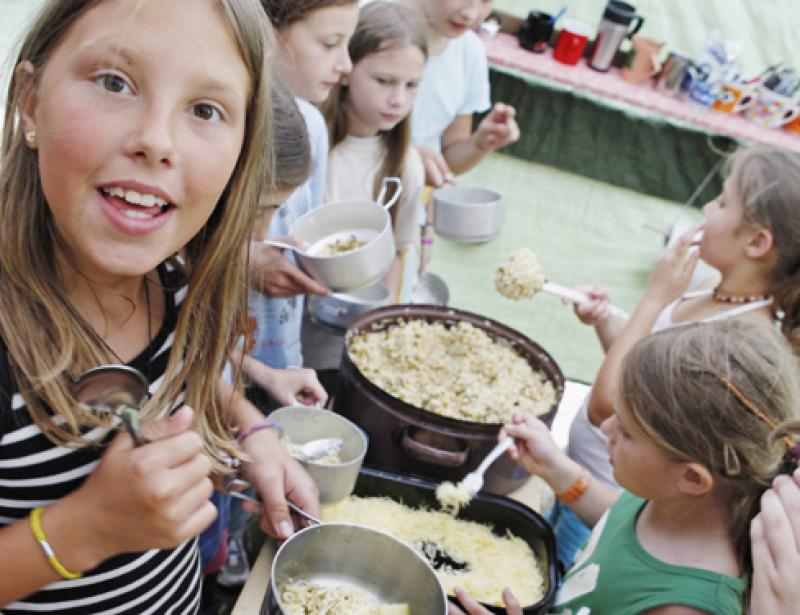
[589,1,644,72]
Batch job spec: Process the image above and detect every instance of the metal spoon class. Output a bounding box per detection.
[226,485,322,526]
[71,364,150,446]
[290,437,343,463]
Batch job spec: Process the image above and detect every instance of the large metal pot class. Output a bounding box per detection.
[307,282,390,331]
[432,186,503,244]
[291,178,401,291]
[267,523,447,615]
[333,305,565,495]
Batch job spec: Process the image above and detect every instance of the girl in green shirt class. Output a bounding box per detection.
[451,319,800,615]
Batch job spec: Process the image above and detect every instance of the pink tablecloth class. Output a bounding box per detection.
[485,32,800,152]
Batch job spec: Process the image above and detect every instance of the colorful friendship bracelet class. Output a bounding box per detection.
[236,420,281,445]
[29,507,82,581]
[556,467,592,504]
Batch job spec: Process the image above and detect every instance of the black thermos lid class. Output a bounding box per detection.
[602,0,637,26]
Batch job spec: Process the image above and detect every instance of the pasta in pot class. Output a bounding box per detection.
[280,579,379,615]
[323,496,545,607]
[348,319,556,423]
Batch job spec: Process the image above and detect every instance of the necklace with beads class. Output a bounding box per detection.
[712,286,771,305]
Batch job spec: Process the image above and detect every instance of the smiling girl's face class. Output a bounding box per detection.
[21,0,250,284]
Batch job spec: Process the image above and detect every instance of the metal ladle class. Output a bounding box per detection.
[70,364,150,447]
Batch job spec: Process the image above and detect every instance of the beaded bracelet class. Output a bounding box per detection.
[237,420,281,445]
[421,237,434,246]
[556,467,592,504]
[30,507,82,580]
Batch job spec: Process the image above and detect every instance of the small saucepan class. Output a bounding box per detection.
[282,178,402,292]
[432,186,503,244]
[308,281,391,331]
[268,522,447,615]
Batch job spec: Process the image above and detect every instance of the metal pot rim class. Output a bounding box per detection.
[270,522,447,613]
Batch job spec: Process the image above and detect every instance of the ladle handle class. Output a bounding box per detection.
[260,239,300,253]
[377,177,403,211]
[542,283,629,320]
[119,405,150,447]
[476,436,514,475]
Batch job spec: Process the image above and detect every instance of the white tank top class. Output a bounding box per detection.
[651,289,774,333]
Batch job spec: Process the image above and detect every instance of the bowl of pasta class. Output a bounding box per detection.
[268,522,447,615]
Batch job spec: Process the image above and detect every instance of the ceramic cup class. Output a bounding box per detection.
[712,82,757,114]
[747,88,800,128]
[553,19,592,66]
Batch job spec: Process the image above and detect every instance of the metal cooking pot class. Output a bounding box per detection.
[334,305,564,495]
[308,282,390,331]
[291,178,401,291]
[267,523,447,615]
[432,186,503,244]
[268,406,368,504]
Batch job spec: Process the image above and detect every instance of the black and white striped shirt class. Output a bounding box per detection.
[0,265,201,614]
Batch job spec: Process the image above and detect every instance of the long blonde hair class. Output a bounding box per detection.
[621,319,800,579]
[323,1,427,215]
[0,0,274,469]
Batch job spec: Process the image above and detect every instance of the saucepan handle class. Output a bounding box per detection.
[377,177,403,211]
[399,426,469,468]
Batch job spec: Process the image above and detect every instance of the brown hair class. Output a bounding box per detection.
[269,78,311,194]
[620,319,800,579]
[261,0,358,29]
[0,0,274,470]
[724,147,800,351]
[322,1,427,218]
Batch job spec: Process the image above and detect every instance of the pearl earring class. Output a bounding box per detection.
[24,130,36,146]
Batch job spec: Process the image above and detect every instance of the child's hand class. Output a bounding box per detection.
[750,469,800,615]
[644,222,704,306]
[501,412,564,479]
[571,285,612,326]
[475,103,520,152]
[417,146,455,187]
[249,240,330,297]
[266,367,328,407]
[75,406,216,562]
[449,586,523,615]
[238,427,321,540]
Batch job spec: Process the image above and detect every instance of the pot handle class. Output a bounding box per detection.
[400,427,469,468]
[377,177,403,211]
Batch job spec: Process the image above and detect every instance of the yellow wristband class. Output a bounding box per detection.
[30,507,82,580]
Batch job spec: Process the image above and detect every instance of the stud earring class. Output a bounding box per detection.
[24,130,37,147]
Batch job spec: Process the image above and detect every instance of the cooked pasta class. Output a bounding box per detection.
[280,579,378,614]
[323,496,544,607]
[495,248,546,300]
[316,234,366,257]
[435,481,472,514]
[348,319,556,423]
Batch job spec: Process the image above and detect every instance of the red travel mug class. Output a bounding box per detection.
[553,19,592,66]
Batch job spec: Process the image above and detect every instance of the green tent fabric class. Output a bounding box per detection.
[485,65,732,205]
